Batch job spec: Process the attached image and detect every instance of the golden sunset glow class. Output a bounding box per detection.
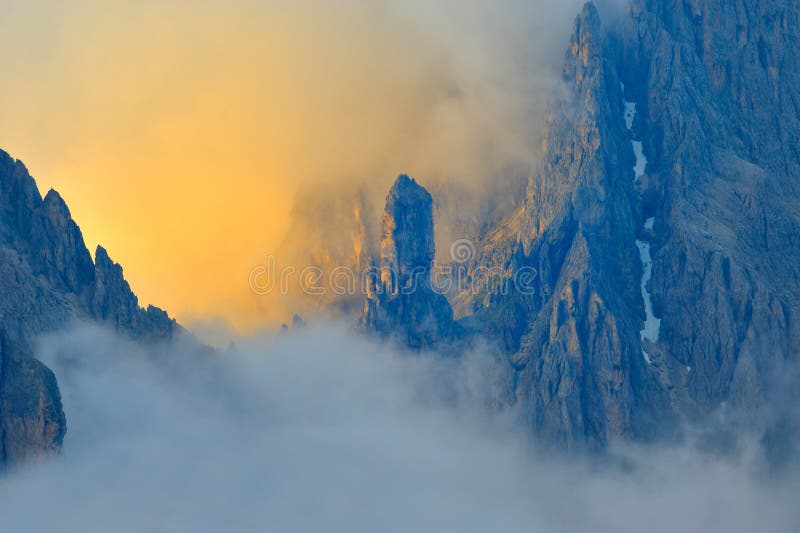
[0,1,573,330]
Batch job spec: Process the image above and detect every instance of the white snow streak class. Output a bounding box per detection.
[632,141,647,179]
[622,83,648,180]
[622,84,660,364]
[636,225,661,345]
[624,101,636,130]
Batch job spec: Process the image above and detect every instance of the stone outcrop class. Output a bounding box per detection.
[0,148,179,468]
[0,332,65,465]
[360,175,455,350]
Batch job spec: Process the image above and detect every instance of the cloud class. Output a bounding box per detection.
[0,323,796,532]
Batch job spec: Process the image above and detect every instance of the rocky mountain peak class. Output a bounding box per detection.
[380,174,435,294]
[31,188,96,296]
[433,0,800,453]
[42,188,68,213]
[361,175,453,350]
[93,244,137,311]
[563,2,603,83]
[0,151,42,247]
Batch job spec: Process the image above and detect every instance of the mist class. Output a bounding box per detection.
[0,0,622,328]
[0,322,796,532]
[261,0,632,325]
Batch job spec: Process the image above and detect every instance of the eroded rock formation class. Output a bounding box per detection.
[360,175,455,350]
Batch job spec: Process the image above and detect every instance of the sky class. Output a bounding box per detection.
[0,0,592,331]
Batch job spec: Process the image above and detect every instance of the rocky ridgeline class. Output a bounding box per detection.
[0,149,180,467]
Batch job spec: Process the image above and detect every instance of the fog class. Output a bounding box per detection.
[264,0,634,325]
[0,323,796,532]
[0,0,627,328]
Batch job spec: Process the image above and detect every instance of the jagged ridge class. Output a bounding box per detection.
[0,149,180,467]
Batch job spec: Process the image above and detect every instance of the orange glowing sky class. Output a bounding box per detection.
[0,1,578,332]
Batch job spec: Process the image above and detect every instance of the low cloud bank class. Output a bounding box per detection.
[0,323,797,532]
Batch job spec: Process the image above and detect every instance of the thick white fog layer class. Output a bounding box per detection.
[0,323,797,532]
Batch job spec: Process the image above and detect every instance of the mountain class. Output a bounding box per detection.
[353,0,800,453]
[5,0,796,464]
[0,149,181,467]
[474,0,799,450]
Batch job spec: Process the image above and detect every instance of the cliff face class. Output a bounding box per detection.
[447,0,800,449]
[0,149,179,467]
[452,4,666,449]
[616,0,800,421]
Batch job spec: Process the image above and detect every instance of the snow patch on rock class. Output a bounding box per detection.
[622,85,647,180]
[624,101,636,130]
[636,236,661,340]
[632,141,647,179]
[623,85,660,364]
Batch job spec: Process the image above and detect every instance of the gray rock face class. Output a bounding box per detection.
[31,190,96,297]
[452,4,665,449]
[448,0,800,450]
[0,148,179,467]
[360,175,455,350]
[0,332,65,465]
[615,0,800,441]
[380,175,436,292]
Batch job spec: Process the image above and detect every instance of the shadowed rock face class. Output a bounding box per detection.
[616,0,800,448]
[360,175,454,350]
[31,190,96,297]
[619,0,800,460]
[453,3,663,450]
[446,0,800,450]
[0,333,65,465]
[380,175,436,292]
[0,149,179,467]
